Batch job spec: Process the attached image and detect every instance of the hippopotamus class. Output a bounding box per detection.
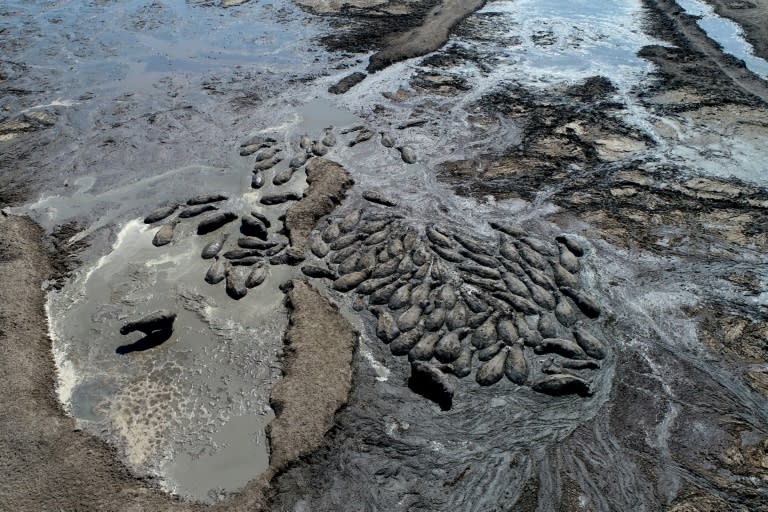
[434,331,463,363]
[260,192,301,205]
[197,212,238,235]
[408,332,441,362]
[246,261,267,288]
[476,348,507,386]
[254,147,281,161]
[504,343,528,385]
[119,309,176,335]
[178,203,218,218]
[349,129,374,147]
[273,167,296,186]
[534,338,589,360]
[205,257,227,284]
[300,265,338,280]
[253,156,281,171]
[152,221,177,247]
[144,205,177,224]
[322,128,336,147]
[560,286,601,319]
[572,325,607,359]
[251,172,265,189]
[201,234,228,259]
[187,194,228,206]
[362,190,397,207]
[390,328,423,356]
[333,270,370,292]
[241,215,269,240]
[376,309,400,343]
[532,374,592,397]
[268,248,305,266]
[225,266,248,300]
[398,146,417,164]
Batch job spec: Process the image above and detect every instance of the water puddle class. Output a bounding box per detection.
[677,0,768,79]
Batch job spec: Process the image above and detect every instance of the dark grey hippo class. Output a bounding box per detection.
[197,212,238,235]
[144,205,177,224]
[119,309,176,335]
[532,374,592,397]
[201,234,229,259]
[187,194,228,206]
[408,361,455,410]
[152,221,177,247]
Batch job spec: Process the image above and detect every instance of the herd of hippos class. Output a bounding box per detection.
[121,124,608,408]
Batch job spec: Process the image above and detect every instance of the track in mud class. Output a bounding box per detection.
[2,0,768,509]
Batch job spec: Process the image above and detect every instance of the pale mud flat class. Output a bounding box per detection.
[1,0,768,510]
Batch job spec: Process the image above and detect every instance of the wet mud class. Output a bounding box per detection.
[2,0,768,509]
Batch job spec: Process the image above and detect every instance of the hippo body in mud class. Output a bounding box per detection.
[152,221,177,247]
[532,374,593,397]
[398,146,417,164]
[241,215,269,240]
[144,205,177,224]
[178,204,217,218]
[197,212,238,235]
[225,266,248,300]
[260,192,302,205]
[187,194,228,206]
[409,361,455,410]
[201,234,228,259]
[119,309,176,336]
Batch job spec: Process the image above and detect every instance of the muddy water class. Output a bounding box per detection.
[677,0,768,79]
[4,0,768,508]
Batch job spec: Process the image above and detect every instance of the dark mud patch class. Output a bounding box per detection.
[436,80,650,202]
[48,221,90,289]
[640,0,768,107]
[697,306,768,363]
[547,167,768,255]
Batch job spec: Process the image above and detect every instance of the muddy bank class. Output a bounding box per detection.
[702,0,768,61]
[294,0,486,73]
[367,0,486,72]
[221,279,357,511]
[0,213,197,511]
[285,158,354,252]
[269,279,357,469]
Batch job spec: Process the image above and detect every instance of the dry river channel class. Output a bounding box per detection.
[1,0,767,510]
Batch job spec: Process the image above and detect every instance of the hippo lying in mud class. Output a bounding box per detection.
[117,309,176,354]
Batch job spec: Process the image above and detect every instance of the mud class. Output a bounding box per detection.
[269,279,357,469]
[2,0,768,509]
[284,158,354,252]
[0,214,197,512]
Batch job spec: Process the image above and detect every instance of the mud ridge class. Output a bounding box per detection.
[284,157,354,253]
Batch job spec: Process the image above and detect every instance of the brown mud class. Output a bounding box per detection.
[295,0,487,72]
[0,214,198,512]
[284,157,354,252]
